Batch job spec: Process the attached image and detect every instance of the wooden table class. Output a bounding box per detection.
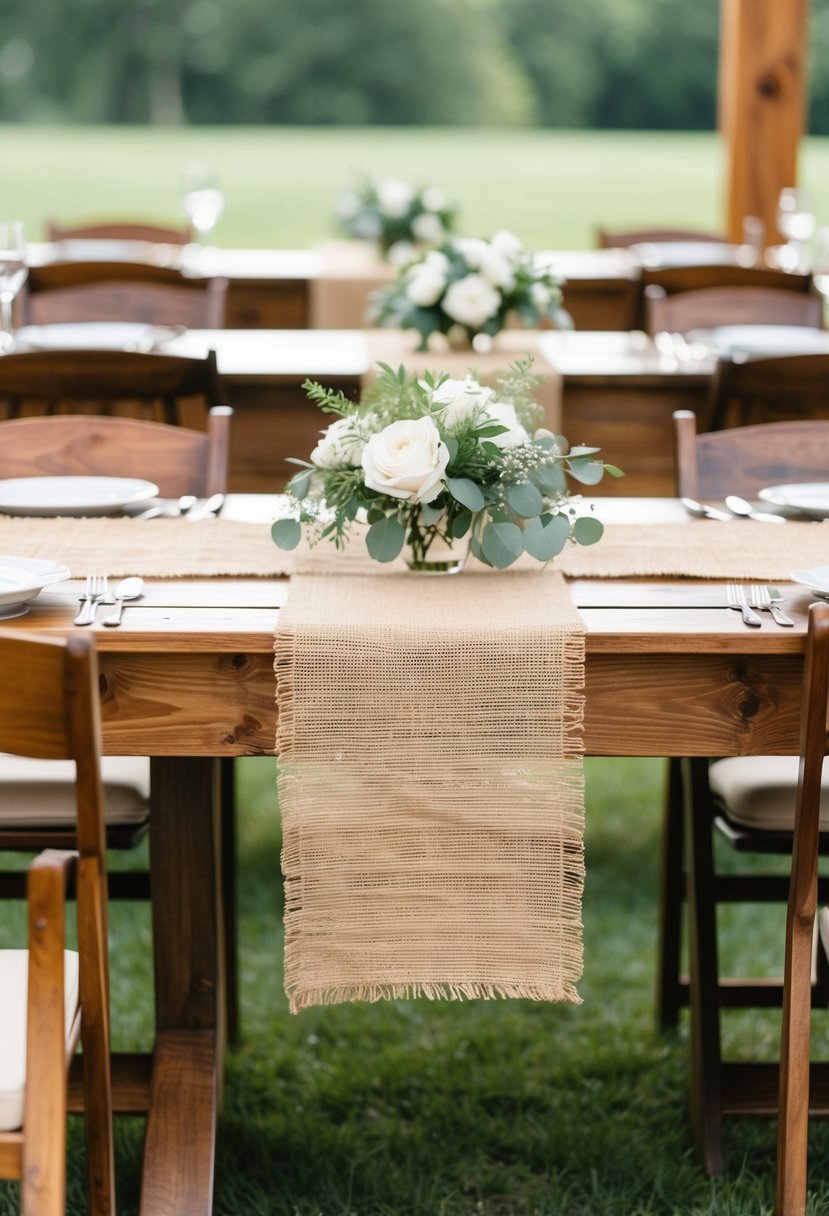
[153,328,714,496]
[27,242,644,332]
[2,496,817,1213]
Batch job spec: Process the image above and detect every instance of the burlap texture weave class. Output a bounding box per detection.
[274,567,586,1012]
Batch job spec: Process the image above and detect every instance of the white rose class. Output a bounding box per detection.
[442,273,501,329]
[411,211,445,243]
[455,237,489,269]
[479,245,516,290]
[361,416,449,503]
[426,376,494,428]
[424,249,450,275]
[483,401,529,450]
[421,187,447,212]
[354,214,382,240]
[310,417,365,469]
[530,282,552,309]
[490,229,524,260]
[376,179,413,218]
[387,240,415,266]
[406,264,447,307]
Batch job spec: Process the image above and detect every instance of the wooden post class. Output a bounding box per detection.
[719,0,809,247]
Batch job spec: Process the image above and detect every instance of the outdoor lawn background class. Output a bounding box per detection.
[7,125,829,251]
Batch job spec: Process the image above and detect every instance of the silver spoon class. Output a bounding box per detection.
[680,497,734,522]
[102,577,145,627]
[724,494,787,524]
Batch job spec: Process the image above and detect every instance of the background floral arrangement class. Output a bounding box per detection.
[272,359,621,571]
[335,175,457,261]
[369,230,572,349]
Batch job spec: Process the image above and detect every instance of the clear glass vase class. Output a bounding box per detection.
[404,519,470,574]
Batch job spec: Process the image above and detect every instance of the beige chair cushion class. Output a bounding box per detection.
[0,948,79,1131]
[0,756,149,826]
[709,755,829,833]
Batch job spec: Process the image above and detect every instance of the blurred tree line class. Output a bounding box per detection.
[1,0,828,131]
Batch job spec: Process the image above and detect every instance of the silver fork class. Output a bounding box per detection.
[726,582,762,627]
[750,583,795,627]
[73,574,108,626]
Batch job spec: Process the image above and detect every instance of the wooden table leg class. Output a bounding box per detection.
[140,757,224,1216]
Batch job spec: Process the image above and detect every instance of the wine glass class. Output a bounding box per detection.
[179,162,225,251]
[776,187,816,271]
[0,221,27,350]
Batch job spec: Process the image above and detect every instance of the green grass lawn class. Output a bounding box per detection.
[6,123,829,250]
[4,755,829,1215]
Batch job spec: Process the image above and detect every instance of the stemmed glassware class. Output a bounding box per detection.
[0,221,27,351]
[179,163,224,266]
[776,187,816,272]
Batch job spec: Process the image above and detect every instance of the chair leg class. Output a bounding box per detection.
[220,757,239,1044]
[657,756,686,1029]
[685,756,725,1176]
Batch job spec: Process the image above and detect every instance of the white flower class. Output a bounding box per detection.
[354,214,382,240]
[424,249,450,275]
[426,376,494,428]
[387,240,415,266]
[421,187,447,212]
[530,282,552,309]
[310,416,365,469]
[455,237,489,269]
[490,229,524,261]
[478,245,516,290]
[406,263,447,307]
[483,401,529,449]
[376,179,413,219]
[411,211,445,243]
[442,273,501,329]
[361,416,449,503]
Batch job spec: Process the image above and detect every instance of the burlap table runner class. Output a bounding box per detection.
[1,514,825,580]
[0,515,292,578]
[275,566,586,1012]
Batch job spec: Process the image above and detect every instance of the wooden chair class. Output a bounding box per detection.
[0,631,115,1215]
[20,262,227,329]
[633,266,813,332]
[659,410,829,1175]
[645,285,825,335]
[0,400,241,1042]
[706,353,829,431]
[47,219,191,245]
[596,227,729,249]
[0,347,225,427]
[775,601,829,1216]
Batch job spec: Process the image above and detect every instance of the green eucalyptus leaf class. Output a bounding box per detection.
[366,505,386,523]
[366,515,406,562]
[568,445,601,457]
[505,481,544,518]
[522,513,570,561]
[604,464,625,478]
[480,441,504,460]
[271,518,302,550]
[446,477,486,511]
[289,470,312,500]
[444,437,459,462]
[419,502,445,526]
[475,423,509,438]
[470,533,490,566]
[573,515,604,546]
[567,459,605,486]
[532,462,567,494]
[451,510,473,539]
[481,521,523,569]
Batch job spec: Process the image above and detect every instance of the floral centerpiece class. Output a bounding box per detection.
[335,176,457,262]
[369,230,572,351]
[271,359,621,573]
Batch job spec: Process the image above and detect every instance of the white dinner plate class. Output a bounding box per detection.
[758,483,829,519]
[791,567,829,597]
[0,476,159,517]
[15,322,180,351]
[629,241,740,268]
[0,555,71,612]
[685,324,829,358]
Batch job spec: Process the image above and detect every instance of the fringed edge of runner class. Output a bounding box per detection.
[287,981,583,1014]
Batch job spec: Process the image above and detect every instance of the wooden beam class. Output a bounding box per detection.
[719,0,809,246]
